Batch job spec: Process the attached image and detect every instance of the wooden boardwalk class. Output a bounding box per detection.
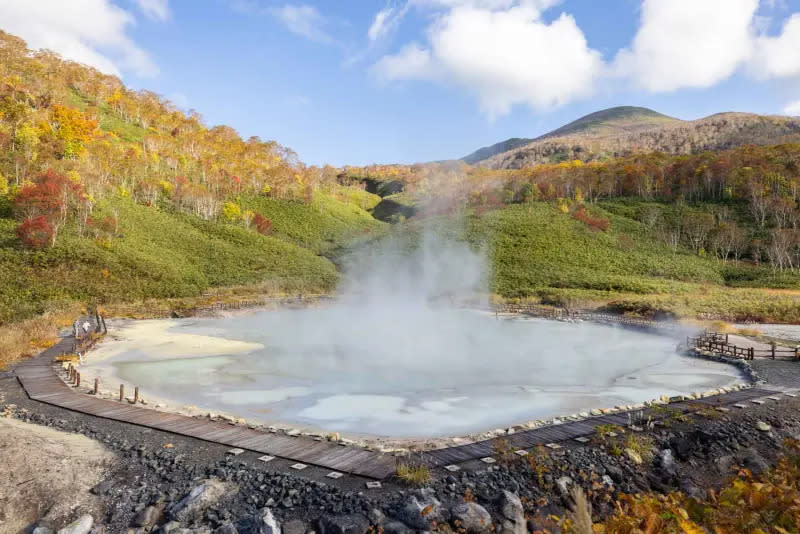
[14,335,787,479]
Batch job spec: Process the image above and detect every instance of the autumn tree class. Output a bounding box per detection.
[14,169,85,246]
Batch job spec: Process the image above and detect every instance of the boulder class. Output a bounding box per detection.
[737,448,769,476]
[57,515,94,534]
[32,527,55,534]
[393,490,447,530]
[213,523,239,534]
[254,508,281,534]
[497,490,526,534]
[318,514,370,534]
[381,522,411,534]
[133,505,161,527]
[756,421,771,432]
[169,479,231,522]
[450,502,492,533]
[658,449,677,476]
[555,476,573,499]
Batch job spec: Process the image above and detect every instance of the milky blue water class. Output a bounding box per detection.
[83,308,742,437]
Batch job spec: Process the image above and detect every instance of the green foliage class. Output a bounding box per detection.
[0,198,339,322]
[240,192,386,255]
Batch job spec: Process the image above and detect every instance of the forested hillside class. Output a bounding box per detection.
[0,31,384,322]
[464,106,800,169]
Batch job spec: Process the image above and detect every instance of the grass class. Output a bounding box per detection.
[0,196,353,323]
[0,305,80,369]
[375,199,800,321]
[240,190,386,255]
[395,463,432,486]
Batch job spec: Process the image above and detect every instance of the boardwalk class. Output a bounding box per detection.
[13,334,790,480]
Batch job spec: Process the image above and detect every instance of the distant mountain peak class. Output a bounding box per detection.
[462,106,800,169]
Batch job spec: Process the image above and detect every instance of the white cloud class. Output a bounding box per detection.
[272,4,333,44]
[136,0,170,21]
[0,0,158,77]
[613,0,759,92]
[368,5,408,42]
[374,1,602,116]
[784,100,800,115]
[168,92,190,109]
[752,13,800,78]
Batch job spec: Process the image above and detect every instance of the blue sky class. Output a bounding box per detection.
[3,0,800,165]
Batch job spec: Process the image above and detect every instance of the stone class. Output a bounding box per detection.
[326,471,344,479]
[381,522,411,534]
[365,481,382,489]
[133,505,161,527]
[590,409,602,416]
[450,502,492,533]
[169,479,231,522]
[227,448,245,456]
[394,491,447,530]
[258,455,275,463]
[289,463,307,470]
[33,527,55,534]
[545,443,561,450]
[57,515,94,534]
[658,449,677,476]
[624,448,643,465]
[513,450,528,456]
[737,448,769,476]
[555,476,573,499]
[318,514,370,534]
[444,464,461,471]
[254,507,281,534]
[574,437,590,444]
[282,520,306,534]
[213,524,239,534]
[497,490,526,534]
[480,457,496,464]
[756,421,771,432]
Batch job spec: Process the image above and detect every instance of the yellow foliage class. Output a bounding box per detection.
[66,170,81,184]
[0,172,7,195]
[221,201,242,222]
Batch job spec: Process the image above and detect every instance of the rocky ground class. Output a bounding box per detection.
[4,359,800,534]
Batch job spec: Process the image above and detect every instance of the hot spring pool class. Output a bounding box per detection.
[83,307,742,437]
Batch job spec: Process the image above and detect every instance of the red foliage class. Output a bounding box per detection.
[572,206,610,232]
[16,216,54,248]
[252,213,273,235]
[14,169,83,220]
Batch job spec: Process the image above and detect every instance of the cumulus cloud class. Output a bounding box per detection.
[374,1,602,116]
[0,0,158,77]
[272,4,333,44]
[613,0,759,92]
[784,100,800,116]
[136,0,170,21]
[752,13,800,79]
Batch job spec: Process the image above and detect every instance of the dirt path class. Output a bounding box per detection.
[0,415,116,534]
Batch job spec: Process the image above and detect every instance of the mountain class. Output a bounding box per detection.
[463,106,800,169]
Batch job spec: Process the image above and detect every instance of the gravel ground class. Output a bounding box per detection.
[733,324,800,343]
[5,356,800,533]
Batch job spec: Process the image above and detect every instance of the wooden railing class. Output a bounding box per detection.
[493,303,674,331]
[688,331,800,361]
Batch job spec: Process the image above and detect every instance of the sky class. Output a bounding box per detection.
[2,0,800,166]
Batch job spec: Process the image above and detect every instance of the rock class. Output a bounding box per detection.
[169,479,231,522]
[134,505,161,527]
[33,527,55,534]
[450,502,492,533]
[381,522,411,534]
[658,449,677,476]
[394,490,447,530]
[497,490,526,534]
[255,507,281,534]
[555,476,573,499]
[318,514,370,534]
[624,448,643,465]
[160,521,183,533]
[737,448,769,476]
[756,421,771,432]
[282,519,307,534]
[213,523,239,534]
[57,515,94,534]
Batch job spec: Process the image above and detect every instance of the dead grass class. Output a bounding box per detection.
[0,306,80,370]
[396,463,432,486]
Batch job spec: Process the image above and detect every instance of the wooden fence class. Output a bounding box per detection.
[493,302,674,332]
[688,331,800,361]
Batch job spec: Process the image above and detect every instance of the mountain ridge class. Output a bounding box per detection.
[463,106,800,169]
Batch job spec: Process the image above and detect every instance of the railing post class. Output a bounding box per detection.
[119,384,124,402]
[76,372,80,387]
[94,378,99,395]
[772,342,776,360]
[133,386,139,404]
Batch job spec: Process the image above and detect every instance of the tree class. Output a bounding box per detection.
[14,169,85,246]
[16,216,53,249]
[681,212,715,253]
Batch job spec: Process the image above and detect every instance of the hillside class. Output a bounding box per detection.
[464,106,800,169]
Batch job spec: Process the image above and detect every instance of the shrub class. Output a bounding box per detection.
[396,463,432,486]
[16,216,54,248]
[572,206,610,232]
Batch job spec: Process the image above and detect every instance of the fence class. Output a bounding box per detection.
[687,331,800,361]
[493,302,674,332]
